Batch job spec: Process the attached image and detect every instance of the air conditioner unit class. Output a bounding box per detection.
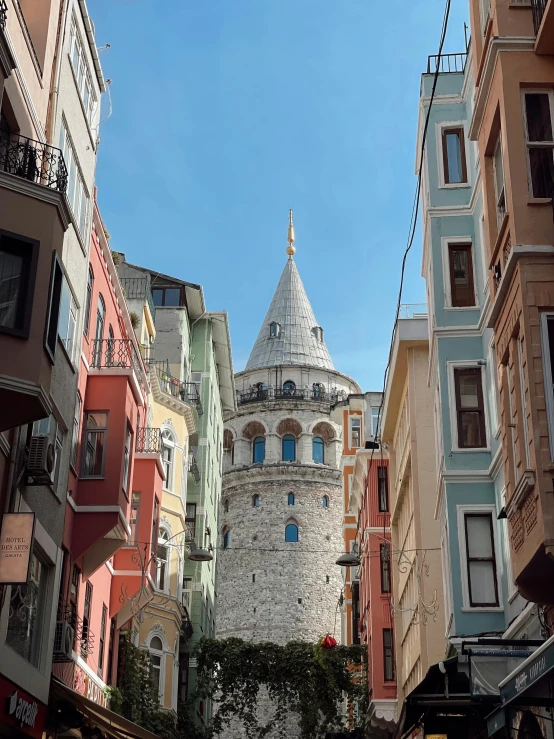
[54,621,74,659]
[27,435,56,484]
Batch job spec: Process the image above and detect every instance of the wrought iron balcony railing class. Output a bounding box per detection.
[54,598,94,662]
[91,338,146,390]
[531,0,547,33]
[185,520,196,543]
[119,277,156,319]
[0,129,67,192]
[0,0,7,31]
[237,385,346,406]
[188,452,200,482]
[426,52,467,74]
[154,364,203,414]
[136,427,162,454]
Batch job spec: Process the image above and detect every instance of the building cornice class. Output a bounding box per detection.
[0,170,72,229]
[222,462,342,490]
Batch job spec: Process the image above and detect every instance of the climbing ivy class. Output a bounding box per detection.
[194,637,367,739]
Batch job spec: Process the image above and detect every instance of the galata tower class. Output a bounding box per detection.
[216,212,361,735]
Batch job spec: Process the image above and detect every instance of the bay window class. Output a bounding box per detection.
[523,91,554,199]
[453,368,487,449]
[463,512,499,607]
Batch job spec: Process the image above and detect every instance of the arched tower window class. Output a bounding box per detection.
[253,437,265,463]
[288,492,295,506]
[282,380,296,395]
[282,434,296,462]
[322,495,329,508]
[252,494,260,508]
[313,437,324,464]
[285,523,298,542]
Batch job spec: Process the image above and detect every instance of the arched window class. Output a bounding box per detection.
[285,523,298,542]
[156,530,169,590]
[288,492,295,506]
[282,434,296,462]
[252,494,260,508]
[149,635,164,698]
[313,436,324,464]
[253,436,265,463]
[84,266,94,337]
[224,498,229,513]
[92,294,105,366]
[223,530,231,549]
[161,429,175,491]
[322,495,329,508]
[283,380,296,395]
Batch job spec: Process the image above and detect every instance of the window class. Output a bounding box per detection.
[282,380,296,394]
[454,368,487,448]
[107,618,115,685]
[541,314,554,458]
[223,530,230,549]
[45,254,63,359]
[92,294,105,367]
[69,15,98,125]
[81,581,92,659]
[98,604,107,678]
[350,417,361,448]
[53,427,64,494]
[59,121,89,235]
[269,321,281,338]
[442,127,467,184]
[313,436,324,464]
[448,244,475,307]
[378,467,389,512]
[151,286,183,307]
[0,233,37,336]
[161,429,174,490]
[288,492,295,505]
[312,326,324,342]
[71,393,81,468]
[285,523,298,542]
[58,274,77,357]
[380,545,391,593]
[282,434,296,461]
[523,92,554,199]
[252,494,260,507]
[129,493,140,544]
[253,436,265,464]
[185,504,196,543]
[479,0,491,33]
[156,530,169,590]
[370,407,381,437]
[493,135,506,229]
[464,513,499,607]
[321,495,329,508]
[383,629,395,681]
[6,550,48,667]
[84,266,93,337]
[149,636,163,698]
[82,412,108,477]
[123,427,132,492]
[182,577,193,611]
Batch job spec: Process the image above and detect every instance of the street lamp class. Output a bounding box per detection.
[188,544,213,562]
[335,552,361,568]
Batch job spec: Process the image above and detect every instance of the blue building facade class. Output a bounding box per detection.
[418,48,528,648]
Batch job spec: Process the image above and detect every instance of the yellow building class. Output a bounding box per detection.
[381,315,446,705]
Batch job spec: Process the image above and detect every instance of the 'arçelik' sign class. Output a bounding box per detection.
[0,512,35,584]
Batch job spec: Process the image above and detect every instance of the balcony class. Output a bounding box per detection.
[237,385,347,407]
[89,338,147,402]
[149,363,202,433]
[532,0,554,52]
[119,277,156,320]
[136,427,162,454]
[185,520,196,543]
[0,129,67,193]
[426,52,467,74]
[188,452,200,483]
[52,599,95,664]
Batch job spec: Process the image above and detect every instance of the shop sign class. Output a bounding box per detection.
[425,735,447,739]
[500,639,554,703]
[73,664,108,708]
[0,512,35,584]
[0,676,46,739]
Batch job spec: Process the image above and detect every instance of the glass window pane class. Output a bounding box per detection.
[494,140,504,198]
[86,412,108,428]
[526,93,553,142]
[469,561,496,604]
[58,278,71,344]
[152,289,163,307]
[6,552,47,666]
[0,250,24,329]
[528,147,554,198]
[253,437,265,463]
[164,289,181,306]
[313,437,324,464]
[282,435,295,462]
[458,374,479,408]
[84,431,105,475]
[460,411,484,447]
[445,131,463,183]
[285,524,298,542]
[466,516,493,558]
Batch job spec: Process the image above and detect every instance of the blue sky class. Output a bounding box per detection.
[92,0,467,390]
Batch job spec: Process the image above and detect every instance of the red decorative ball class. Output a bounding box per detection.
[321,635,337,649]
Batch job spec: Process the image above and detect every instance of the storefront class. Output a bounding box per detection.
[0,675,47,739]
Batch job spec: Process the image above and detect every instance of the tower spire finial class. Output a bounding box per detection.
[286,209,296,258]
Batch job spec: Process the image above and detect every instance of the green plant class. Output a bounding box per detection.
[111,250,121,265]
[130,311,140,330]
[105,685,123,714]
[194,637,367,739]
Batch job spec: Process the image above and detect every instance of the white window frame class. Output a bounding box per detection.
[161,429,175,492]
[493,135,507,230]
[440,514,454,636]
[349,416,361,449]
[436,121,470,189]
[71,393,82,469]
[457,504,503,612]
[522,89,554,199]
[122,427,132,493]
[370,407,380,438]
[488,337,501,439]
[540,312,554,460]
[58,274,78,360]
[447,361,491,452]
[479,0,491,35]
[441,237,479,310]
[69,14,98,127]
[59,120,90,237]
[156,529,170,593]
[517,336,531,469]
[479,214,490,298]
[148,635,165,703]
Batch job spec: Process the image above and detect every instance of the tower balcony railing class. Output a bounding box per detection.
[237,385,347,406]
[426,52,467,74]
[0,129,68,192]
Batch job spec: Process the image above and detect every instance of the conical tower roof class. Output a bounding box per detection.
[245,244,334,371]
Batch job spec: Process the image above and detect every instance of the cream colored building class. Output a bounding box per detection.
[381,315,446,704]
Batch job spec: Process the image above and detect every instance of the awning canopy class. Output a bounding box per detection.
[50,678,162,739]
